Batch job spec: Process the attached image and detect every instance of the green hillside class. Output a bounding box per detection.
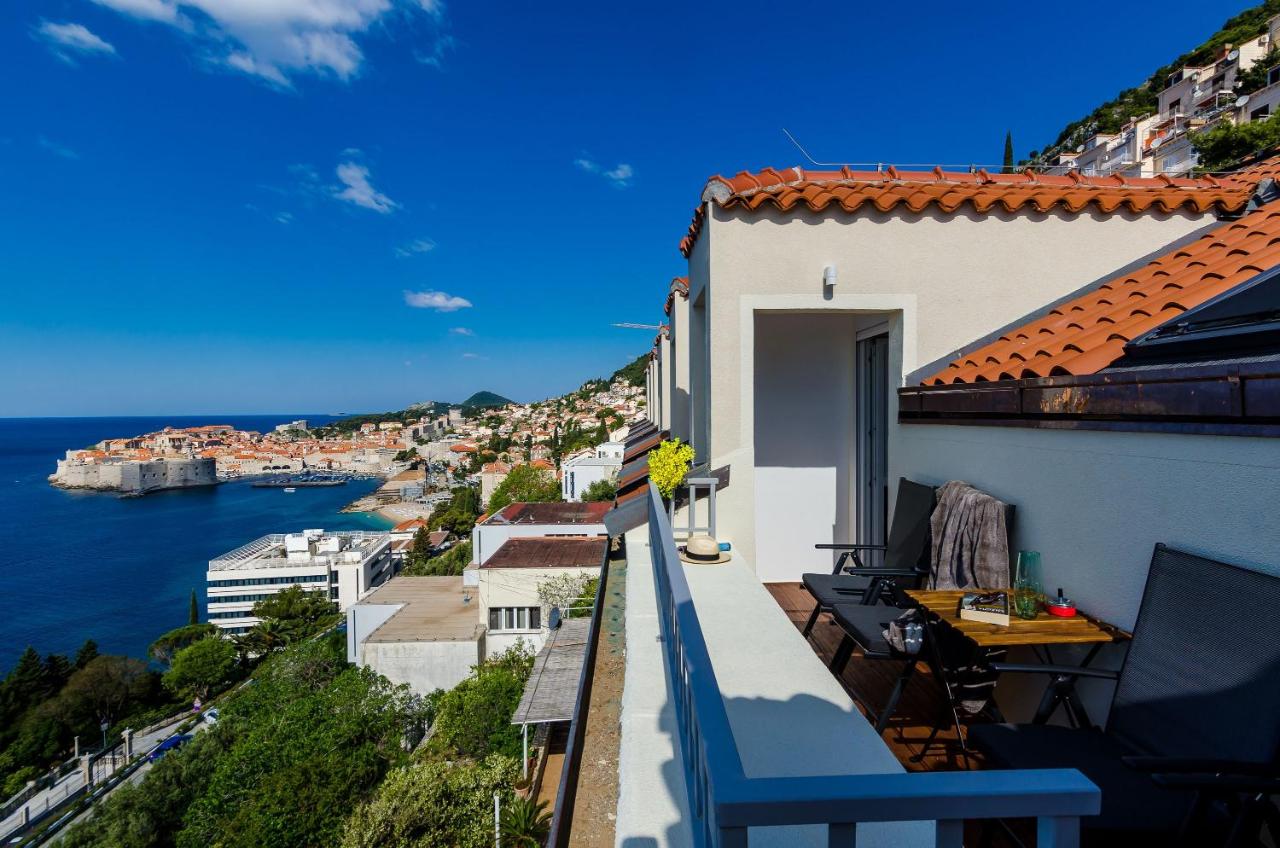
[460,390,515,411]
[1032,0,1280,164]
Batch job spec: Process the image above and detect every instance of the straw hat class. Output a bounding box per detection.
[679,534,731,565]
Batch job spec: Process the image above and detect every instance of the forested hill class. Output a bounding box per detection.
[1031,0,1280,164]
[459,391,514,411]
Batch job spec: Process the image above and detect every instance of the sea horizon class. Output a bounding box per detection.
[0,414,393,670]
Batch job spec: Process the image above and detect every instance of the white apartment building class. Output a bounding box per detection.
[560,442,623,501]
[476,536,606,657]
[206,529,394,634]
[346,576,484,695]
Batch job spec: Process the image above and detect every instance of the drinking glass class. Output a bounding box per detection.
[1013,550,1043,620]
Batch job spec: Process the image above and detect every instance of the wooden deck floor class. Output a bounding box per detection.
[767,582,979,772]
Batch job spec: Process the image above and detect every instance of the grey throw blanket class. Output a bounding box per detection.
[929,481,1010,590]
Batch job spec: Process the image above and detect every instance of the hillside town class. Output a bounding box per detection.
[47,370,646,505]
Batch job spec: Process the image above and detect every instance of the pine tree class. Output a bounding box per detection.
[1002,131,1015,174]
[189,589,199,625]
[74,639,99,670]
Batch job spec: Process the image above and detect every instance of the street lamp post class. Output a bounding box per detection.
[100,719,108,752]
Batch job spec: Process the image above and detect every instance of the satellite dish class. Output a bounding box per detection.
[1075,144,1085,153]
[1228,49,1240,61]
[1237,94,1251,107]
[1150,136,1164,150]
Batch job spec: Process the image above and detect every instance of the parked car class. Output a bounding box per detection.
[203,708,220,725]
[147,734,192,762]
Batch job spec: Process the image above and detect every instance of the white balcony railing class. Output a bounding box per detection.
[644,481,1101,848]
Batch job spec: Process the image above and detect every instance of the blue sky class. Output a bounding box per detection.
[0,0,1251,416]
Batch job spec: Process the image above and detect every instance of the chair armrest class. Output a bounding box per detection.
[815,543,888,551]
[1123,757,1280,778]
[988,663,1119,681]
[839,568,921,577]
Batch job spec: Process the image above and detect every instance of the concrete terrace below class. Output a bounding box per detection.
[616,526,933,848]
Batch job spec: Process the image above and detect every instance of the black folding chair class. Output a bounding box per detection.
[800,478,936,638]
[970,543,1280,846]
[821,490,1016,756]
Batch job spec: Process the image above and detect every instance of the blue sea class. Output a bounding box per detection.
[0,416,390,671]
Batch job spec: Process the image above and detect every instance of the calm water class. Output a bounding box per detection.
[0,416,390,670]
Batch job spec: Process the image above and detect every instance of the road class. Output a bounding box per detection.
[0,712,205,842]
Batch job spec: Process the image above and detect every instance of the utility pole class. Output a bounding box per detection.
[493,792,501,848]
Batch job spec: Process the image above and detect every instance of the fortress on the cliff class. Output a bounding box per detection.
[51,454,217,494]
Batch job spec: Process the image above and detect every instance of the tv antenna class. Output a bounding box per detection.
[612,322,661,330]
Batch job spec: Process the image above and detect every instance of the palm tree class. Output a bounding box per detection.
[499,796,551,848]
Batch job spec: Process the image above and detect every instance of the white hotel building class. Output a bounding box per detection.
[206,529,394,634]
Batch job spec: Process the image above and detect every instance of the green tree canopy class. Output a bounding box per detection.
[1193,110,1280,172]
[74,639,99,670]
[61,655,151,726]
[163,638,237,701]
[237,586,340,652]
[581,477,617,502]
[403,541,472,577]
[486,464,561,514]
[189,590,199,625]
[340,754,519,848]
[150,624,219,667]
[426,645,533,760]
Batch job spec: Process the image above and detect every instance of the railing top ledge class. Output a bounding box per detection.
[647,482,746,781]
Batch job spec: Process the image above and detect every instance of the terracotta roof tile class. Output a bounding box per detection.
[924,203,1280,385]
[679,165,1253,257]
[664,276,689,315]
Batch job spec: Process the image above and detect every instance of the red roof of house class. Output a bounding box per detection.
[393,518,428,532]
[485,501,611,525]
[679,165,1252,257]
[480,536,608,569]
[924,200,1280,384]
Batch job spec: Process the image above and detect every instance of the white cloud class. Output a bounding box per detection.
[404,290,471,312]
[575,157,634,188]
[36,21,118,61]
[334,162,397,213]
[449,326,474,336]
[90,0,451,85]
[274,211,294,224]
[38,137,80,160]
[460,352,486,360]
[395,237,436,257]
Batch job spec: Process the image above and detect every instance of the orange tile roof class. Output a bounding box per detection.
[924,201,1280,385]
[664,276,689,315]
[679,165,1252,257]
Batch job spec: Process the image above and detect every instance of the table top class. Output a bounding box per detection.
[904,589,1131,648]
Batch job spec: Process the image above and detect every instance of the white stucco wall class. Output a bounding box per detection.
[892,424,1280,630]
[689,200,1220,573]
[360,639,481,695]
[477,564,601,657]
[751,313,857,582]
[669,289,692,443]
[892,422,1280,723]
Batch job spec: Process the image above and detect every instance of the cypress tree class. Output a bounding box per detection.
[189,589,199,625]
[1002,131,1015,173]
[74,638,99,670]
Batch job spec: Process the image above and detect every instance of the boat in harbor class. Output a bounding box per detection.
[250,474,349,489]
[283,487,297,493]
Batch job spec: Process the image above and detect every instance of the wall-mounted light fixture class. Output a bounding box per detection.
[823,265,838,288]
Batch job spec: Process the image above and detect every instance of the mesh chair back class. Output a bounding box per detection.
[1108,543,1280,764]
[883,478,936,573]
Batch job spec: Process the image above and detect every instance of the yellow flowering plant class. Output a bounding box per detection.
[649,438,695,500]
